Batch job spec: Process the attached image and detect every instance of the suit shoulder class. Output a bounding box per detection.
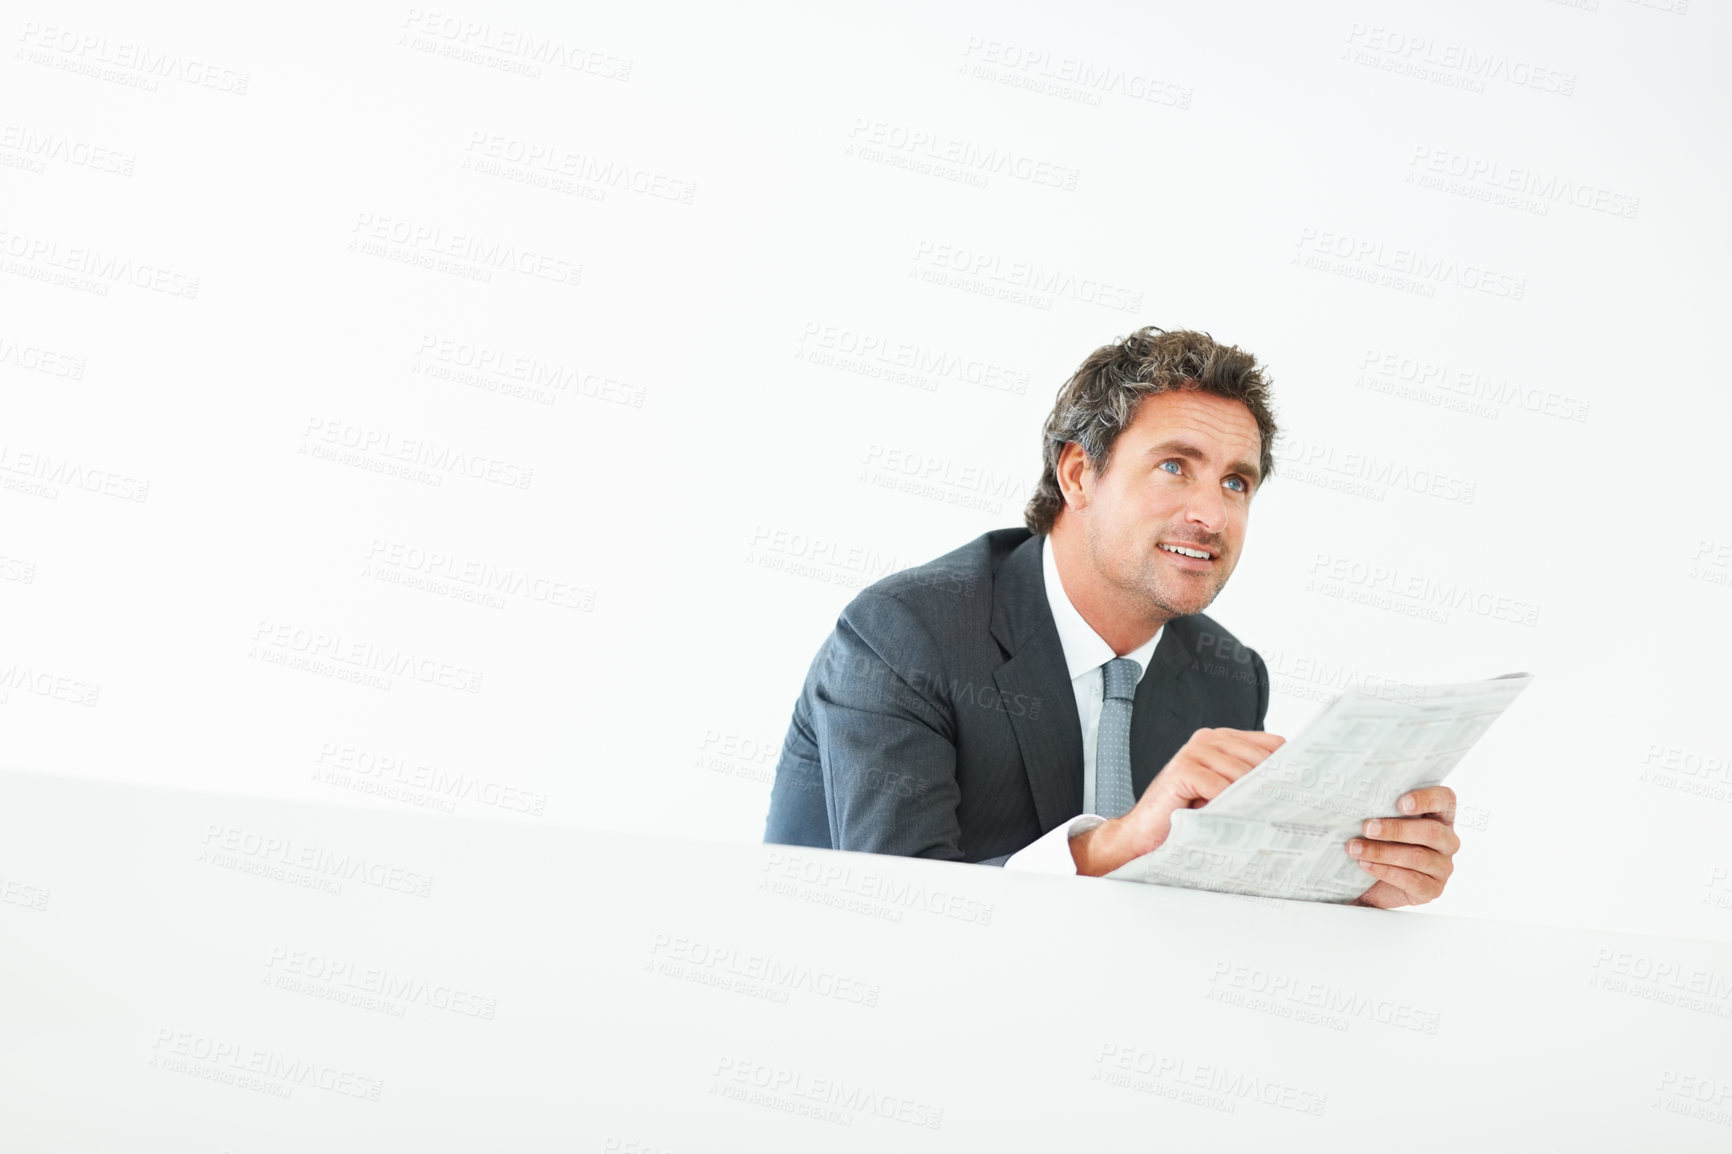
[851,527,1027,614]
[826,529,1026,663]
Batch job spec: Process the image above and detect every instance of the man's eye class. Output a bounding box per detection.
[1160,460,1182,475]
[1225,477,1247,493]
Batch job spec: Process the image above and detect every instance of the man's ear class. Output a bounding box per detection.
[1056,442,1092,511]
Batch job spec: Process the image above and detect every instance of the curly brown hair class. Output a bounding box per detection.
[1023,326,1279,536]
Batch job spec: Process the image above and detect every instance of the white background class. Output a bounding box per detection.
[4,0,1729,943]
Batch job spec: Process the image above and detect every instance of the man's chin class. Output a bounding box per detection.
[1145,553,1231,605]
[1151,580,1223,619]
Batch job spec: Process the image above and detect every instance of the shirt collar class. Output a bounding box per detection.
[1041,534,1163,684]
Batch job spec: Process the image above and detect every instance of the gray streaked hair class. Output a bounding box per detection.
[1023,326,1279,536]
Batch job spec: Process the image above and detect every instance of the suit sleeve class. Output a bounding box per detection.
[1251,647,1271,730]
[806,591,969,861]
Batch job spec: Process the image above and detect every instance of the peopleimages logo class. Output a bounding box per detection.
[0,874,51,911]
[0,444,149,503]
[149,1028,383,1101]
[845,117,1081,190]
[263,946,499,1020]
[0,663,101,707]
[910,240,1143,312]
[796,322,1030,395]
[1294,228,1525,300]
[1207,962,1442,1034]
[348,212,582,287]
[1588,947,1732,1017]
[398,9,632,80]
[0,227,200,298]
[711,1057,943,1130]
[301,418,534,490]
[1356,348,1591,424]
[1093,1042,1328,1116]
[363,539,593,611]
[0,124,136,175]
[314,741,549,816]
[859,442,1030,515]
[412,334,647,408]
[0,332,87,379]
[16,22,251,94]
[1407,146,1639,219]
[758,851,993,927]
[462,130,694,203]
[1274,435,1476,505]
[648,933,881,1007]
[957,38,1193,109]
[199,823,436,898]
[1342,23,1576,96]
[1307,552,1541,627]
[250,620,485,695]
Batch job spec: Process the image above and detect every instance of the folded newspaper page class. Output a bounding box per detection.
[1104,672,1533,902]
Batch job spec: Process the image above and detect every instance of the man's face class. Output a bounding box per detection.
[1071,388,1263,619]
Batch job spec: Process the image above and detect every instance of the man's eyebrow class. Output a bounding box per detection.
[1143,439,1262,486]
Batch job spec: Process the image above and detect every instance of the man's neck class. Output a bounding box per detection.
[1047,524,1172,657]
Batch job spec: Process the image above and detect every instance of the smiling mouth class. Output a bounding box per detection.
[1158,543,1217,561]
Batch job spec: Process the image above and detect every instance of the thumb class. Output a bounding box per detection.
[1124,786,1185,855]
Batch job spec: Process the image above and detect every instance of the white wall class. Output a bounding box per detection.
[4,0,1727,942]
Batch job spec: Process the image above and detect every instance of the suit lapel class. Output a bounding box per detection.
[989,532,1205,828]
[990,533,1084,832]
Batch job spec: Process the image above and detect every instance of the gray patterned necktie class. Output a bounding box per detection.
[1095,657,1142,818]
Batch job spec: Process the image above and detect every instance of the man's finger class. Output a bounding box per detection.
[1397,786,1457,823]
[1361,816,1461,856]
[1352,880,1410,909]
[1194,728,1285,753]
[1348,838,1451,881]
[1354,859,1445,903]
[1151,761,1237,805]
[1229,730,1286,753]
[1189,736,1281,781]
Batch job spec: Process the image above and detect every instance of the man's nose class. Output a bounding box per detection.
[1183,483,1228,533]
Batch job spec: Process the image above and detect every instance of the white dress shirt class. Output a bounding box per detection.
[1003,535,1162,875]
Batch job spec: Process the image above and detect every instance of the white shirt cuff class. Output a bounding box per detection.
[1003,815,1107,875]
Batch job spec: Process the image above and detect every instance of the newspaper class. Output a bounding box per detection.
[1104,672,1533,902]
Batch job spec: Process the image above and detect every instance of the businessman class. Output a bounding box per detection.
[764,327,1460,908]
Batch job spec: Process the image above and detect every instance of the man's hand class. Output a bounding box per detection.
[1070,728,1285,877]
[1346,786,1461,909]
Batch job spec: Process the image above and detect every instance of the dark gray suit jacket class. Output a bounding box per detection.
[763,528,1271,865]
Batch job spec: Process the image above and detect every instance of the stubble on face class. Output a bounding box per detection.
[1084,501,1231,619]
[1078,390,1258,622]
